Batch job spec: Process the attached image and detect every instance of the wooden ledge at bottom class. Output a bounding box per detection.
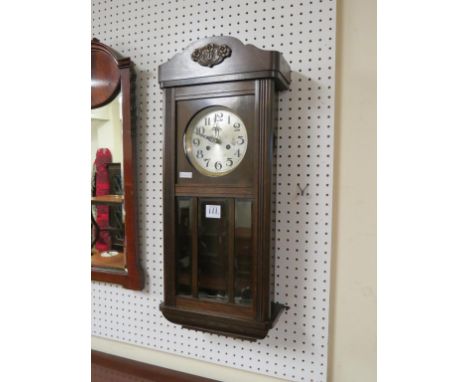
[92,350,218,382]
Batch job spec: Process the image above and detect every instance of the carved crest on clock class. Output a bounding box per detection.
[191,43,232,67]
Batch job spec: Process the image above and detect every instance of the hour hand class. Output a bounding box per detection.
[208,136,221,144]
[195,131,221,144]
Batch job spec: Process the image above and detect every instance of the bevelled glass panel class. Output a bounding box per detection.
[198,199,229,302]
[234,199,253,305]
[176,198,192,296]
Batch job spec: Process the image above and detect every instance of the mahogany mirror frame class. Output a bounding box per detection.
[91,38,144,290]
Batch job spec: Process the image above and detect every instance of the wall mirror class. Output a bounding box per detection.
[91,38,144,290]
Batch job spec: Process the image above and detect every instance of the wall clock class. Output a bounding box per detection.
[159,36,291,340]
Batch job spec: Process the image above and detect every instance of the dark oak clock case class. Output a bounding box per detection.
[159,36,291,340]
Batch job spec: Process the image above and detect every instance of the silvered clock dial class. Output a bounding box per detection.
[183,106,248,177]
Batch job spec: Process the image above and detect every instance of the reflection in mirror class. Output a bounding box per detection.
[91,91,126,270]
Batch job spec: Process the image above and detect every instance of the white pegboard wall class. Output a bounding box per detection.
[91,1,335,381]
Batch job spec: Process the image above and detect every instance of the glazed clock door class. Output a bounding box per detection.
[172,83,258,320]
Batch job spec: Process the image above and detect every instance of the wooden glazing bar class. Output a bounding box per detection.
[191,197,199,298]
[228,198,235,303]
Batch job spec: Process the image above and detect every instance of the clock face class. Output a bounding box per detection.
[183,106,248,177]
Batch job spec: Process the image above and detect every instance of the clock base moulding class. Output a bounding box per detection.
[160,302,286,341]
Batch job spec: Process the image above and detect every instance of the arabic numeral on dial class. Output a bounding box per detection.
[196,150,204,159]
[214,112,223,122]
[192,138,200,146]
[234,149,241,158]
[233,122,240,131]
[203,158,210,167]
[226,158,233,167]
[214,161,222,170]
[236,136,245,145]
[204,117,210,126]
[195,126,205,135]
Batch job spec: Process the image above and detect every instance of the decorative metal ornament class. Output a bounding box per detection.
[191,43,232,67]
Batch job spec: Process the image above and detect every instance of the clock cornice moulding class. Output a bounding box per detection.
[158,36,291,90]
